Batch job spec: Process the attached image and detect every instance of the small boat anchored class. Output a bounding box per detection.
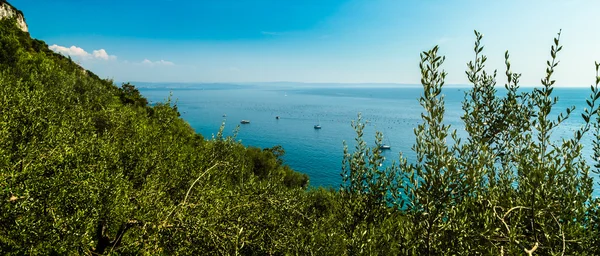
[380,132,391,150]
[379,145,391,150]
[240,120,250,124]
[314,118,322,129]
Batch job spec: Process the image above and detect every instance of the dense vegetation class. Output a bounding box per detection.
[2,5,600,255]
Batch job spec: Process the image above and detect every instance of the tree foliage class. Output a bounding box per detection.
[2,7,600,255]
[0,18,310,255]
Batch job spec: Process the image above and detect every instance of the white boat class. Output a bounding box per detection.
[379,145,391,150]
[240,120,250,124]
[314,118,321,129]
[380,133,391,150]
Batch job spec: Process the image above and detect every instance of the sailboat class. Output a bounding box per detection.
[380,133,391,150]
[314,118,321,129]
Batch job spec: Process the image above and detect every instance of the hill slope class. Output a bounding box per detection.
[3,1,600,255]
[0,3,317,255]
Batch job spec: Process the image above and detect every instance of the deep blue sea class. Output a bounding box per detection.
[137,83,598,193]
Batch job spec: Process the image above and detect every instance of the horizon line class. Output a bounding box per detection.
[119,81,595,88]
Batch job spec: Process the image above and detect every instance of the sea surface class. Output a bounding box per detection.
[137,83,598,193]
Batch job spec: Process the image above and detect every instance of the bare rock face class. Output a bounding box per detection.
[0,1,28,32]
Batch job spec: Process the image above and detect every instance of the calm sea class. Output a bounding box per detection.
[137,83,598,193]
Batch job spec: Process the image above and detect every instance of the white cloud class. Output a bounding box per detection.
[49,44,116,61]
[49,45,88,58]
[141,59,175,66]
[92,49,116,60]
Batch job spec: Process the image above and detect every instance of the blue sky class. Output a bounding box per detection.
[11,0,600,86]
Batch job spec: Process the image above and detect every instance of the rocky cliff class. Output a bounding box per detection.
[0,0,28,32]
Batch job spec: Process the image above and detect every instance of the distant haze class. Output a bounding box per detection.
[12,0,600,87]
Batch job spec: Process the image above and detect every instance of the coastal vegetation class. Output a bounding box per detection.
[2,2,600,255]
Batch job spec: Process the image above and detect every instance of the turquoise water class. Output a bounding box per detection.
[138,83,598,191]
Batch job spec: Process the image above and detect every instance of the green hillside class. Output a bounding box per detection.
[3,2,600,255]
[0,11,316,255]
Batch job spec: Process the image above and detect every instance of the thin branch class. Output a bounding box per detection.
[551,213,565,256]
[524,242,539,256]
[183,162,220,205]
[503,206,530,220]
[161,162,222,227]
[108,220,142,254]
[493,206,510,234]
